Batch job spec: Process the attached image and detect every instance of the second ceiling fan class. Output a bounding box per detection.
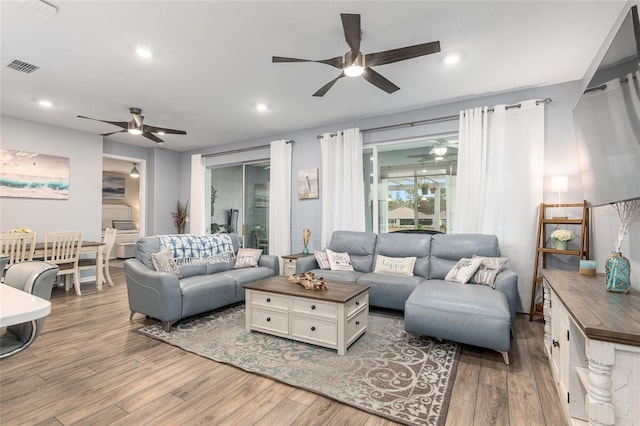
[273,13,441,97]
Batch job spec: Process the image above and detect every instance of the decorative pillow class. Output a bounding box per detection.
[151,247,182,278]
[326,249,354,271]
[471,256,509,288]
[444,257,484,284]
[314,250,331,270]
[373,255,416,276]
[234,248,263,269]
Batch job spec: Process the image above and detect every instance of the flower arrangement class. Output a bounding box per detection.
[612,199,640,252]
[171,201,189,234]
[7,227,33,234]
[550,229,573,242]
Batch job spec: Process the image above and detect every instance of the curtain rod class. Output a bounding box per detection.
[203,139,293,158]
[585,75,637,93]
[316,97,552,139]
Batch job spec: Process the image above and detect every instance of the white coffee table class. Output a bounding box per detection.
[244,276,369,355]
[0,284,51,327]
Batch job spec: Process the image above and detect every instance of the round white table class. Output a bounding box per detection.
[0,284,51,327]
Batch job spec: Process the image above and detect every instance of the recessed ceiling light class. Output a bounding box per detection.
[38,99,52,107]
[256,103,268,112]
[444,54,460,65]
[135,46,153,58]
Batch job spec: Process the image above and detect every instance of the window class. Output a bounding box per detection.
[363,135,458,234]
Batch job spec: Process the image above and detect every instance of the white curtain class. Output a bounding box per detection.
[189,154,206,235]
[320,128,366,247]
[268,140,292,272]
[454,100,545,313]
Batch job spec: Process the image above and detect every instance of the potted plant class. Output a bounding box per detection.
[172,201,189,234]
[550,229,573,250]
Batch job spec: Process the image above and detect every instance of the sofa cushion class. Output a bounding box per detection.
[471,256,510,288]
[179,274,238,318]
[234,248,263,268]
[223,267,278,299]
[305,268,363,283]
[445,257,484,284]
[373,255,416,276]
[328,231,377,273]
[136,236,161,269]
[326,249,354,271]
[429,234,499,279]
[356,273,422,310]
[151,247,182,278]
[375,233,431,277]
[314,250,331,270]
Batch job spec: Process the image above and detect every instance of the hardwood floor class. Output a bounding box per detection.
[0,266,567,425]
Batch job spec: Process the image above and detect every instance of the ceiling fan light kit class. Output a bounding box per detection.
[273,12,441,97]
[130,163,140,178]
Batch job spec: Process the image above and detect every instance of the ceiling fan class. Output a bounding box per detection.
[407,139,457,162]
[77,107,187,143]
[272,13,441,97]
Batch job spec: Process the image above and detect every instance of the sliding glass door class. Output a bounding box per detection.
[363,135,458,234]
[207,160,270,250]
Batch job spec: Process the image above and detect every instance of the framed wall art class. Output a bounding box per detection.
[298,168,319,199]
[0,148,70,199]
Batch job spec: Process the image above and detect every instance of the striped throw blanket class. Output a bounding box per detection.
[159,234,235,265]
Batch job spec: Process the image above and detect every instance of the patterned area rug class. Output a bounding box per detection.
[136,304,459,425]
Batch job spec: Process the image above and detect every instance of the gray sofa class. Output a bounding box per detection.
[124,233,278,331]
[296,231,517,363]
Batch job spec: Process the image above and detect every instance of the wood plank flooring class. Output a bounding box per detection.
[0,266,567,425]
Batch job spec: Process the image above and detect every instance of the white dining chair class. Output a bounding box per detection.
[78,228,117,288]
[44,231,83,296]
[0,232,36,269]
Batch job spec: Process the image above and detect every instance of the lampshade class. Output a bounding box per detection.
[551,176,568,193]
[130,164,140,178]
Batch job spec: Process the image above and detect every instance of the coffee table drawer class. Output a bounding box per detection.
[346,293,368,317]
[346,307,368,343]
[291,298,337,319]
[250,307,289,334]
[290,315,337,346]
[250,291,289,310]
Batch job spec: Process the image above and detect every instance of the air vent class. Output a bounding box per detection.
[6,59,40,74]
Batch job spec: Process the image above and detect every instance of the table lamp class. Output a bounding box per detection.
[551,176,568,219]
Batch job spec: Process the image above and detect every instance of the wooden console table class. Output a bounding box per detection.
[542,270,640,425]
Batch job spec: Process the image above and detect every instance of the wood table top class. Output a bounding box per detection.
[542,269,640,346]
[244,276,369,303]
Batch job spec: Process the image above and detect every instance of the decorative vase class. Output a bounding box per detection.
[554,239,569,250]
[302,245,309,255]
[605,251,631,293]
[177,222,185,234]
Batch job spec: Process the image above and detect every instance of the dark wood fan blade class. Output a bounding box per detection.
[313,72,345,97]
[362,68,400,94]
[77,115,129,130]
[273,56,343,69]
[100,130,126,137]
[142,132,163,143]
[365,41,441,67]
[143,125,187,135]
[341,13,361,57]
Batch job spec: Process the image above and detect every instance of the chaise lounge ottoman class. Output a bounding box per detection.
[404,281,512,364]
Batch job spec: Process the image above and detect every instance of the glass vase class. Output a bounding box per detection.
[605,251,631,293]
[302,245,309,255]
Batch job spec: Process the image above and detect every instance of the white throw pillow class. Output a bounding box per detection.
[326,249,354,271]
[151,247,182,278]
[234,248,262,269]
[471,255,509,288]
[373,255,416,276]
[314,250,331,270]
[445,257,484,284]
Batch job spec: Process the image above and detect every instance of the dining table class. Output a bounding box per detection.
[31,241,106,291]
[0,283,51,327]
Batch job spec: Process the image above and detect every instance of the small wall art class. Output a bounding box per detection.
[0,148,70,199]
[102,176,125,199]
[298,168,319,199]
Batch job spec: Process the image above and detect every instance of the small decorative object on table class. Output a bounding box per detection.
[550,229,573,250]
[579,260,597,276]
[172,201,189,234]
[605,199,640,293]
[7,227,33,234]
[288,272,327,291]
[302,228,311,255]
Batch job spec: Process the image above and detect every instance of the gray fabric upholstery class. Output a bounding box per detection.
[301,268,363,283]
[405,281,511,352]
[1,261,58,359]
[125,233,278,330]
[0,255,9,275]
[357,272,423,310]
[375,233,431,278]
[328,231,377,273]
[429,233,499,279]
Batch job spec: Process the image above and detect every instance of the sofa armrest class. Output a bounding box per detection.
[258,255,279,275]
[295,255,319,274]
[494,268,518,323]
[124,258,183,323]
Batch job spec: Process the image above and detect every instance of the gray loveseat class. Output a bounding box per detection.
[124,233,278,331]
[296,231,518,363]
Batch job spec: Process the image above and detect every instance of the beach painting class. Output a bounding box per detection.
[0,149,70,199]
[102,176,125,199]
[297,168,319,199]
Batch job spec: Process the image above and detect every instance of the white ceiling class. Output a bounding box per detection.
[0,1,628,152]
